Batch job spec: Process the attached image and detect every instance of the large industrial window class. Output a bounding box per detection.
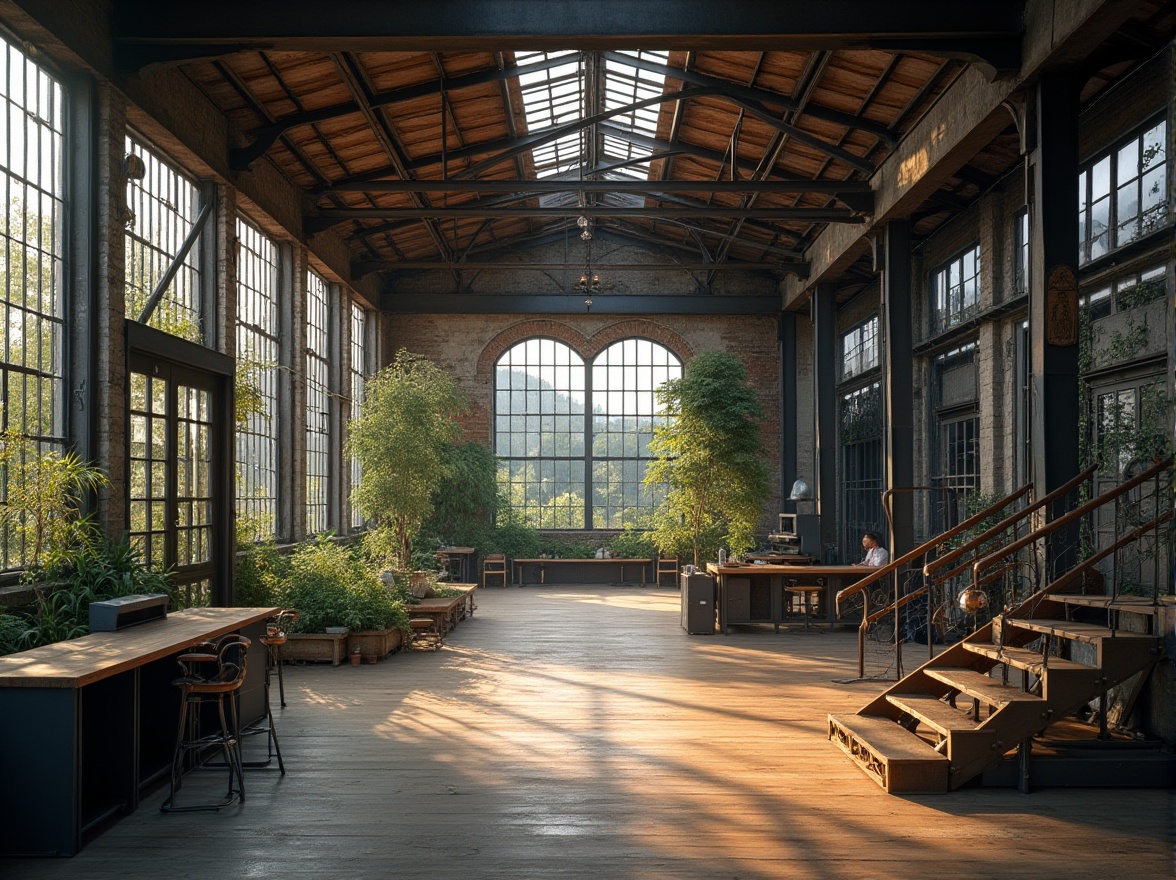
[1013,209,1029,295]
[930,343,980,534]
[125,133,204,343]
[349,301,367,530]
[839,382,883,563]
[1079,118,1167,264]
[234,218,280,542]
[0,35,67,570]
[305,270,331,535]
[930,245,981,333]
[1081,263,1165,323]
[495,337,680,529]
[840,316,879,381]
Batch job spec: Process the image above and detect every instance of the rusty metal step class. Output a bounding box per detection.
[828,713,949,793]
[961,643,1093,674]
[923,667,1043,707]
[885,693,985,736]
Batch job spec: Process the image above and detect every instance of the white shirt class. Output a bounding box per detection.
[862,546,889,567]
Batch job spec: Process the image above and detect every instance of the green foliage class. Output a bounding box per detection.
[487,515,541,559]
[645,351,772,568]
[0,613,25,656]
[358,524,401,570]
[347,350,466,568]
[277,537,407,634]
[17,532,175,650]
[420,442,501,545]
[234,539,287,607]
[0,430,110,568]
[538,536,594,558]
[609,527,658,559]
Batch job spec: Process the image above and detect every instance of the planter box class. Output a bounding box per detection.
[283,631,349,666]
[347,626,404,661]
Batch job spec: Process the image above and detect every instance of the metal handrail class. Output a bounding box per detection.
[844,483,1032,679]
[970,456,1172,586]
[923,463,1097,578]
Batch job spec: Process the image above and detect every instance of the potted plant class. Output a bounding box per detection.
[347,349,466,573]
[644,351,772,570]
[276,537,409,665]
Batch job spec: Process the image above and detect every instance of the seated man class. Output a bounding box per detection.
[853,532,890,567]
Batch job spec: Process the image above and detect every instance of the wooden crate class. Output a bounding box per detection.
[347,627,404,661]
[283,632,349,666]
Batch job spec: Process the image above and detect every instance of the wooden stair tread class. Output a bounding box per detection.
[1008,618,1157,643]
[961,643,1093,672]
[923,667,1041,706]
[886,693,983,734]
[1057,595,1163,614]
[831,714,949,762]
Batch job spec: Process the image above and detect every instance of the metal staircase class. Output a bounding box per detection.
[828,458,1172,793]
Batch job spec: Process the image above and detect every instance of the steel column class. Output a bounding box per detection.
[1029,72,1081,578]
[812,283,838,556]
[882,221,915,558]
[780,312,798,513]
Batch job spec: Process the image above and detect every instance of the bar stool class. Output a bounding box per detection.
[161,634,250,812]
[786,582,825,633]
[261,609,298,709]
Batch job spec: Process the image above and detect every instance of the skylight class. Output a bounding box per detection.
[514,50,668,188]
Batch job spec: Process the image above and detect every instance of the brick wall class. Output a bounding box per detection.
[386,311,784,531]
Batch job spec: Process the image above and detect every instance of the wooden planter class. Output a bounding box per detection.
[283,631,349,666]
[347,626,404,662]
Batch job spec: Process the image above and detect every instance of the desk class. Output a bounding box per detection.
[707,564,867,633]
[0,606,276,856]
[435,546,476,582]
[512,557,653,587]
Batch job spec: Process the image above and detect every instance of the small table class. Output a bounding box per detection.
[435,546,476,582]
[408,594,467,648]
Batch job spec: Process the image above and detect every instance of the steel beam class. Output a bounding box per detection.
[305,204,865,233]
[324,178,872,195]
[112,1,1024,70]
[355,260,803,273]
[378,292,782,314]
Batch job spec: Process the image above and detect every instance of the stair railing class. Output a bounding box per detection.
[840,483,1032,679]
[970,456,1173,631]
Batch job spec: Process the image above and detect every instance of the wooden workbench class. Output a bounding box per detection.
[0,606,276,856]
[706,563,869,633]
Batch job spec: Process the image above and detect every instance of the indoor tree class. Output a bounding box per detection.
[644,351,771,569]
[347,349,465,569]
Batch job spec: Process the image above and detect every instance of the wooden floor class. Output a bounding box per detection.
[6,587,1173,878]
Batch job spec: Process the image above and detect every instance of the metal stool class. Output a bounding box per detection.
[261,609,298,709]
[236,610,298,773]
[161,634,250,812]
[786,584,825,633]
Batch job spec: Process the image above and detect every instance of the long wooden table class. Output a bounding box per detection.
[706,563,868,633]
[512,557,653,587]
[435,546,476,582]
[0,606,277,856]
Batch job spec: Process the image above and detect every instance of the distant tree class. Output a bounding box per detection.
[645,351,771,568]
[347,350,465,568]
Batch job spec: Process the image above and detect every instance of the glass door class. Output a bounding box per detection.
[128,354,221,607]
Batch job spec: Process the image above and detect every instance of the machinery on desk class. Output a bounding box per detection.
[768,512,820,558]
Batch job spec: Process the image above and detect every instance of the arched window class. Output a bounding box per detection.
[495,337,681,529]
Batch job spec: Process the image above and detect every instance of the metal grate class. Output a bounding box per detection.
[840,382,883,562]
[0,35,67,570]
[305,269,331,536]
[125,133,203,342]
[349,301,366,529]
[234,218,280,541]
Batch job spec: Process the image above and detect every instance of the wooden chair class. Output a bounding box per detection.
[655,555,679,587]
[482,553,508,588]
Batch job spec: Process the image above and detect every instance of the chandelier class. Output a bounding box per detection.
[574,215,600,310]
